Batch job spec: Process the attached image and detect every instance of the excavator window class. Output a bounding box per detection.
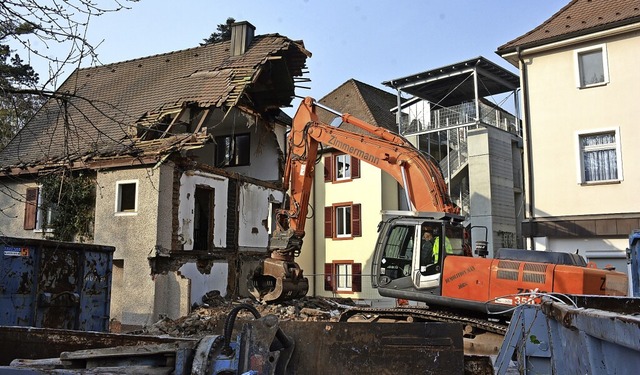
[380,225,415,280]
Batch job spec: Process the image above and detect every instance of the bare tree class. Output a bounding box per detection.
[0,1,139,239]
[1,0,138,145]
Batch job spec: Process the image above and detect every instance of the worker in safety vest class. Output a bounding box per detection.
[433,233,453,263]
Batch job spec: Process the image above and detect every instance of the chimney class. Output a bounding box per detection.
[230,21,255,57]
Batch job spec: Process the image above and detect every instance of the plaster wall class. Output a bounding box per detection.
[179,262,229,303]
[523,31,640,217]
[468,127,520,255]
[238,184,283,250]
[178,171,229,250]
[93,165,182,327]
[0,180,50,239]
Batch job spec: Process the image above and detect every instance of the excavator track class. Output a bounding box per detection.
[339,307,508,336]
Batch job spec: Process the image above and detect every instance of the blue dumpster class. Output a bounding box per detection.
[0,236,114,331]
[630,230,640,297]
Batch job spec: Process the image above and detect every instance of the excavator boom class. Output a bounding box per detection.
[248,97,457,302]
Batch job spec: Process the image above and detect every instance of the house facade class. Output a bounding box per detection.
[0,21,311,330]
[497,0,640,272]
[305,80,401,304]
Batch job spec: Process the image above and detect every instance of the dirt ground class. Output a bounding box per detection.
[137,291,357,337]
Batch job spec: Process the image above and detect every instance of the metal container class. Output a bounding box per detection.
[0,236,114,332]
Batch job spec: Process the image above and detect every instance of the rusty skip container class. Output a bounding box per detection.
[0,236,114,332]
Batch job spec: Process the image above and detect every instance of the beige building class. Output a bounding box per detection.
[497,0,640,272]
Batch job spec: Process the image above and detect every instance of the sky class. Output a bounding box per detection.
[20,0,569,113]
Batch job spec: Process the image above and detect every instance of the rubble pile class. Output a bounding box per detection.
[139,292,357,338]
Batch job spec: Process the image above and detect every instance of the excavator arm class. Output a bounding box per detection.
[248,97,458,302]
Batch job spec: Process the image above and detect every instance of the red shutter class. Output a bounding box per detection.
[324,206,333,238]
[324,263,334,291]
[352,263,362,292]
[24,187,38,230]
[351,157,360,179]
[352,204,361,237]
[324,156,332,182]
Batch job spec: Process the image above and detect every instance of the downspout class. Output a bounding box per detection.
[312,149,317,297]
[396,88,402,134]
[517,47,536,250]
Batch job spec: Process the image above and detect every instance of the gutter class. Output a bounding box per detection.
[500,22,640,65]
[517,46,535,251]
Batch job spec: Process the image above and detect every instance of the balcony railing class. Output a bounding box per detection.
[400,101,521,137]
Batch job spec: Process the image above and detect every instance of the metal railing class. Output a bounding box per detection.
[400,100,520,137]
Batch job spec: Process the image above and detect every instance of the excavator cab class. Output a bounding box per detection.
[371,212,468,300]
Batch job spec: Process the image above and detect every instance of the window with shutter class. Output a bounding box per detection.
[328,261,362,293]
[326,154,360,182]
[24,187,39,230]
[328,203,361,240]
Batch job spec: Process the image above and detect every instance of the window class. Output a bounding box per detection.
[335,154,351,180]
[324,154,360,182]
[116,180,138,214]
[324,262,362,292]
[324,203,361,239]
[575,44,608,88]
[577,129,622,183]
[336,263,352,291]
[23,187,55,231]
[336,205,351,237]
[215,133,250,167]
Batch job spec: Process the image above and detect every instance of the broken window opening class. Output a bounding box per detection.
[215,133,250,167]
[193,186,215,251]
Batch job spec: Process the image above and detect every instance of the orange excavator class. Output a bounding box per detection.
[249,97,628,321]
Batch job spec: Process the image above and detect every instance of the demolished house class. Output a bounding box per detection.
[0,21,311,330]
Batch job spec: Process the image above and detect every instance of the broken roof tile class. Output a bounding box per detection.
[0,33,310,171]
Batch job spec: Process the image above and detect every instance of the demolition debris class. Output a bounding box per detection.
[137,292,357,337]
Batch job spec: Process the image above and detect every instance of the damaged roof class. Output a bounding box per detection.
[497,0,640,54]
[317,79,399,133]
[0,28,310,174]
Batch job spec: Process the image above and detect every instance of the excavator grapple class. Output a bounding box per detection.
[248,258,308,303]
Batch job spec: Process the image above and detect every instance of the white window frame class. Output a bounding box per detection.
[335,205,352,238]
[335,263,353,291]
[575,127,622,184]
[574,44,609,88]
[335,154,352,181]
[115,180,139,215]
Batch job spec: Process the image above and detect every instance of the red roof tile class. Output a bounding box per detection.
[498,0,640,53]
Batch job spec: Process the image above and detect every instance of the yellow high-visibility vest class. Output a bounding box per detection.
[433,236,453,262]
